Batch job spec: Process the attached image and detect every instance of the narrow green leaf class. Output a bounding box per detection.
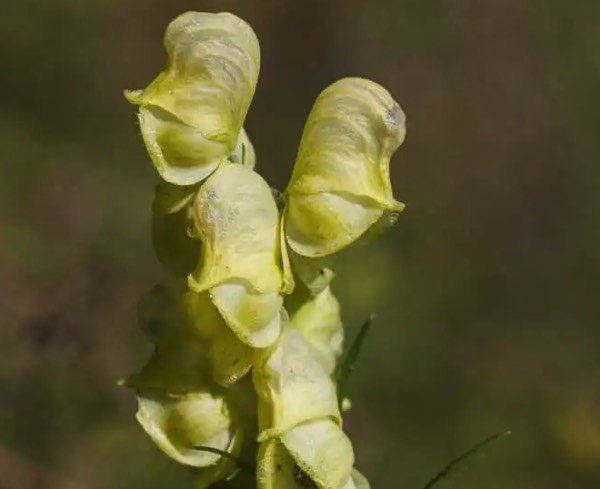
[335,314,374,406]
[194,446,256,474]
[421,430,512,489]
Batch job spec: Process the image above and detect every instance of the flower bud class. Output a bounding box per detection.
[253,326,341,441]
[257,418,354,489]
[285,77,406,257]
[189,164,285,347]
[287,285,343,375]
[125,12,260,185]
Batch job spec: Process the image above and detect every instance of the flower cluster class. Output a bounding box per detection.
[124,11,406,489]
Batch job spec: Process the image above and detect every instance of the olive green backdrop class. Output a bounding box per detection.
[1,1,599,488]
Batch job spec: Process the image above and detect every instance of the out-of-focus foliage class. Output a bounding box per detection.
[1,1,600,489]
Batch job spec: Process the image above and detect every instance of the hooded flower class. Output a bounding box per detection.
[127,283,250,486]
[125,11,260,185]
[252,325,341,441]
[256,419,358,489]
[188,164,285,348]
[135,389,243,488]
[253,323,359,489]
[284,77,406,257]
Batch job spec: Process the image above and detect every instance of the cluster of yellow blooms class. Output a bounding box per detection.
[123,11,406,489]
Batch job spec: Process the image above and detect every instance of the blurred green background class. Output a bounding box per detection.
[2,1,600,488]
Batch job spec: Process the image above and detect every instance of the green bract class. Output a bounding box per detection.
[124,10,407,489]
[125,12,260,185]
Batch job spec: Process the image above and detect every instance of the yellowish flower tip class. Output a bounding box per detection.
[125,11,260,185]
[285,77,407,257]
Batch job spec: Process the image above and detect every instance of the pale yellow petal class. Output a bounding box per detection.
[189,164,282,294]
[135,106,228,185]
[253,326,341,440]
[289,78,404,200]
[281,418,354,489]
[135,391,237,468]
[134,284,253,388]
[182,289,254,387]
[257,439,302,489]
[206,327,254,387]
[210,281,283,348]
[288,285,343,374]
[257,422,356,489]
[285,192,385,257]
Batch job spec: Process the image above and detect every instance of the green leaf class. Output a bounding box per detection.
[194,446,256,474]
[421,430,512,489]
[335,314,374,406]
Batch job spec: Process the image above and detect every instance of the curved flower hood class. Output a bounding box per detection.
[285,77,406,257]
[125,11,260,185]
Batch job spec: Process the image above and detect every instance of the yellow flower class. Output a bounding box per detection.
[285,77,406,257]
[135,390,242,482]
[287,285,343,375]
[253,325,341,441]
[125,12,260,185]
[189,164,285,348]
[257,418,356,489]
